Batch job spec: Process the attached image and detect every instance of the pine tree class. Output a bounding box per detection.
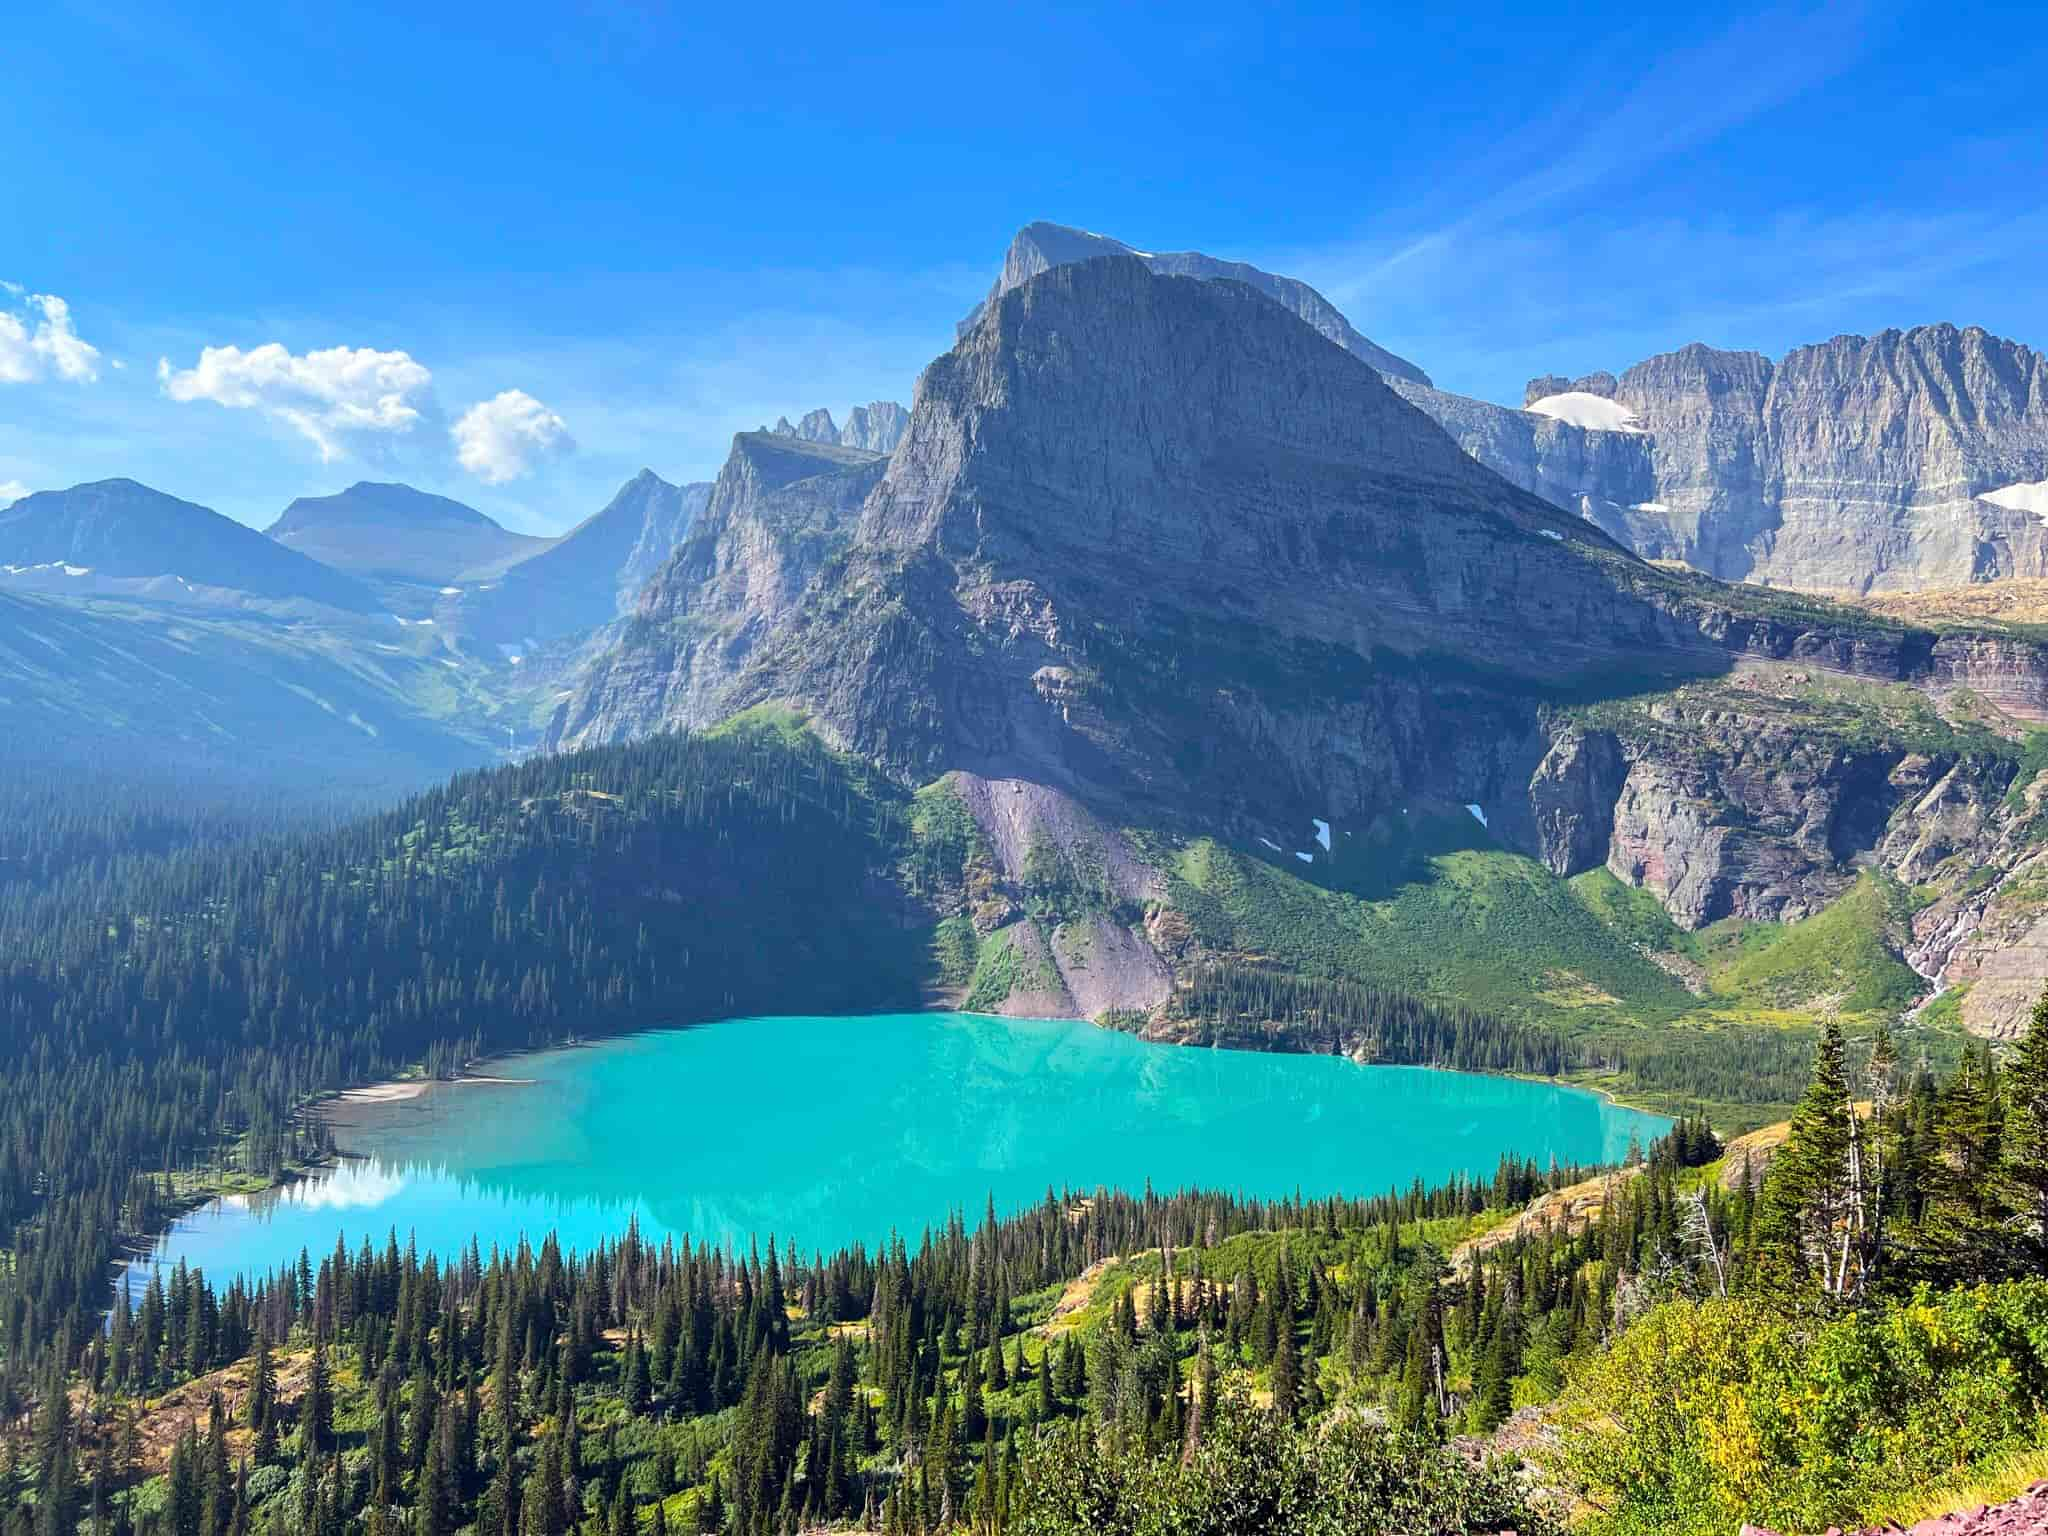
[1999,985,2048,1271]
[1756,1018,1857,1293]
[302,1345,334,1457]
[1270,1322,1299,1423]
[246,1330,275,1451]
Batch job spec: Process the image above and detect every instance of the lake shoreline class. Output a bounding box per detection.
[114,1010,1674,1304]
[132,1011,1670,1295]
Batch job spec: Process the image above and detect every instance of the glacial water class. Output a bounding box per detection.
[128,1012,1667,1290]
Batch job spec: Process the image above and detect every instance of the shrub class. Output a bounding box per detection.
[1011,1389,1542,1536]
[1547,1283,2048,1536]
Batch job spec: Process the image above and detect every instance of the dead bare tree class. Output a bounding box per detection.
[1678,1188,1727,1298]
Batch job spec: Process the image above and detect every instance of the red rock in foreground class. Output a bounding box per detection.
[1740,1481,2048,1536]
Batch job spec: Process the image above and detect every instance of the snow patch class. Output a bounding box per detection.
[1524,391,1645,434]
[1631,500,1670,513]
[1982,480,2048,519]
[1539,529,1564,541]
[439,586,463,596]
[1258,836,1282,852]
[1295,851,1313,864]
[1312,818,1331,851]
[1466,804,1488,828]
[62,564,90,576]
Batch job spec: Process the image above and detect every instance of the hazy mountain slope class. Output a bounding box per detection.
[0,479,378,611]
[454,470,710,645]
[1401,325,2048,593]
[0,587,496,790]
[958,221,1431,386]
[267,481,554,584]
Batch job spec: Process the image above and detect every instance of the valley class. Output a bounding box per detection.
[9,213,2048,1536]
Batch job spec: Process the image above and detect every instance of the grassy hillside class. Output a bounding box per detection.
[1161,817,1700,1030]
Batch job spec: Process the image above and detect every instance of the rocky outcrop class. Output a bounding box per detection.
[1742,1480,2048,1536]
[957,221,1432,386]
[1406,325,2048,593]
[549,434,884,745]
[769,402,910,456]
[839,403,910,454]
[1529,727,1626,876]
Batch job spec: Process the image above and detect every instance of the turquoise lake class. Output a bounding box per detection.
[129,1013,1667,1288]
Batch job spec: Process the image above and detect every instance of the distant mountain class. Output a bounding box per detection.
[0,478,377,611]
[267,481,554,586]
[1397,324,2048,593]
[955,221,1431,387]
[766,402,911,455]
[458,469,711,645]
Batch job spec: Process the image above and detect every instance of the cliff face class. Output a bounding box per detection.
[1405,326,2048,593]
[768,402,910,455]
[633,255,1767,820]
[1509,661,2048,1038]
[549,434,884,745]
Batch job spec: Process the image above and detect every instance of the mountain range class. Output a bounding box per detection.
[15,222,2048,1038]
[0,478,379,611]
[1396,326,2048,593]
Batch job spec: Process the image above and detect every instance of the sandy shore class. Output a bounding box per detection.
[330,1073,536,1106]
[334,1081,430,1104]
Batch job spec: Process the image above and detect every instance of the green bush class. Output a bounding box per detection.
[1548,1283,2048,1536]
[1012,1390,1542,1536]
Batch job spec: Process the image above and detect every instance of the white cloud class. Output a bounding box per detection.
[157,342,433,461]
[0,291,102,385]
[452,389,573,483]
[0,480,30,507]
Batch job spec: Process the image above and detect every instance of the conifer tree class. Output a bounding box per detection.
[1756,1018,1857,1293]
[1999,985,2048,1270]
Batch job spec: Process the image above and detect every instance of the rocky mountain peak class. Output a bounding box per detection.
[1407,322,2048,593]
[1525,372,1619,406]
[869,253,1505,566]
[958,221,1432,387]
[767,401,911,455]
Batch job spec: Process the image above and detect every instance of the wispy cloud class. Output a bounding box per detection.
[158,342,436,461]
[1308,5,1874,313]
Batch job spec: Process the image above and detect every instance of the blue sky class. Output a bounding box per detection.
[3,0,2044,532]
